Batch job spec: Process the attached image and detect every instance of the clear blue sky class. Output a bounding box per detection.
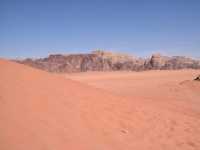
[0,0,200,58]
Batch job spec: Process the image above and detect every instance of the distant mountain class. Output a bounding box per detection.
[15,50,200,73]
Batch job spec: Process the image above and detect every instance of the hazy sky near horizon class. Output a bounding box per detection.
[0,0,200,58]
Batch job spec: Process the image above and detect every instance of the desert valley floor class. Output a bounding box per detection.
[0,59,200,150]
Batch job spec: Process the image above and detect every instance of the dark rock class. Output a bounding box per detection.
[194,75,200,81]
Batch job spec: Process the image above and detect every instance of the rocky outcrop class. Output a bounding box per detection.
[92,50,135,63]
[15,50,200,73]
[194,75,200,81]
[145,54,200,70]
[147,54,170,69]
[163,56,200,69]
[16,53,113,73]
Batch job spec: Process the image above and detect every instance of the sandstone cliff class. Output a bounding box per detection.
[15,50,200,73]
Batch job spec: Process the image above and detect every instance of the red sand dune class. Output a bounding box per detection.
[1,59,200,150]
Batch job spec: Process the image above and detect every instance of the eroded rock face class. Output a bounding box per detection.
[148,54,169,69]
[16,53,113,73]
[163,56,198,69]
[92,50,135,63]
[15,51,200,73]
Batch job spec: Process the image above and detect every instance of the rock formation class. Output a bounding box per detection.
[194,75,200,81]
[148,53,169,69]
[15,50,200,73]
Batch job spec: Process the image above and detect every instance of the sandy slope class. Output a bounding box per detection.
[66,70,200,150]
[0,59,200,150]
[66,70,200,113]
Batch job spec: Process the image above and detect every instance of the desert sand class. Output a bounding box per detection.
[1,59,200,150]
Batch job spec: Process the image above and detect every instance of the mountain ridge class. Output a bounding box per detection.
[15,50,200,73]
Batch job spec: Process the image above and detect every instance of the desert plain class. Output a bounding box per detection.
[0,58,200,150]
